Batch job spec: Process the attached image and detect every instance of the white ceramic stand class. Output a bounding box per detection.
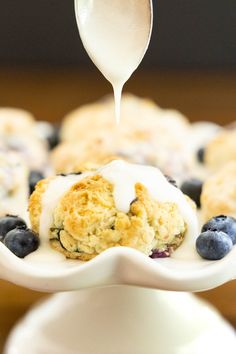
[1,242,236,353]
[5,286,236,354]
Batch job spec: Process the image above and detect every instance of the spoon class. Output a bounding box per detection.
[74,0,153,123]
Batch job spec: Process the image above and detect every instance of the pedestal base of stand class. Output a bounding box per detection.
[5,286,236,354]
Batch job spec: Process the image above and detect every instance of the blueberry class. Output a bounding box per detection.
[47,125,60,150]
[57,172,82,177]
[202,215,236,245]
[180,178,203,208]
[197,147,205,164]
[130,197,138,205]
[150,249,170,258]
[4,228,39,258]
[196,230,233,260]
[165,175,178,188]
[0,215,27,241]
[29,171,44,194]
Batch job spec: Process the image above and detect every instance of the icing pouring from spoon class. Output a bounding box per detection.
[74,0,153,123]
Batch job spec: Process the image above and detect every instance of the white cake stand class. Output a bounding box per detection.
[1,244,235,354]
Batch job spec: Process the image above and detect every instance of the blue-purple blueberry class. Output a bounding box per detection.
[29,171,44,194]
[202,215,236,245]
[47,125,60,150]
[4,228,39,258]
[180,178,203,208]
[0,215,27,241]
[150,249,170,258]
[196,230,233,260]
[165,175,178,188]
[197,147,205,164]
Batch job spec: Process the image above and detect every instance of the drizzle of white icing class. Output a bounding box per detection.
[99,160,199,256]
[32,161,198,262]
[39,174,90,244]
[25,174,91,263]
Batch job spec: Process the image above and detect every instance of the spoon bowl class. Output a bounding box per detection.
[74,0,153,123]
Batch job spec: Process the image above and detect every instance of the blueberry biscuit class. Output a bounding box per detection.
[0,151,29,217]
[201,161,236,221]
[205,129,236,171]
[0,107,49,172]
[29,160,197,261]
[52,94,190,181]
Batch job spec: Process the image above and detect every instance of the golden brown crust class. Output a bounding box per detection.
[52,94,190,175]
[49,239,94,261]
[50,140,122,173]
[60,94,166,142]
[29,171,187,261]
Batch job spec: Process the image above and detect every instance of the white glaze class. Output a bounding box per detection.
[75,0,153,122]
[39,174,90,243]
[26,173,92,263]
[99,160,199,257]
[29,161,198,263]
[24,245,66,264]
[0,161,234,291]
